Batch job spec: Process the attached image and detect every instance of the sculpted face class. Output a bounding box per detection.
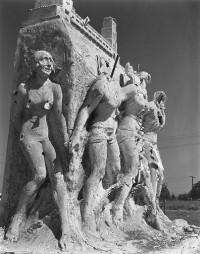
[153,91,167,106]
[138,71,151,84]
[33,51,55,77]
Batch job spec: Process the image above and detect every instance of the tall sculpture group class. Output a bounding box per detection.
[5,50,167,250]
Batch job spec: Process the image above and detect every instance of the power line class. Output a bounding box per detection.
[164,176,197,185]
[160,132,200,141]
[164,178,190,185]
[160,141,200,149]
[165,177,188,180]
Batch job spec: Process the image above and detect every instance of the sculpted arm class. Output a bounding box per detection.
[124,62,140,86]
[120,84,137,103]
[12,84,25,132]
[53,84,68,144]
[70,85,103,149]
[158,106,166,128]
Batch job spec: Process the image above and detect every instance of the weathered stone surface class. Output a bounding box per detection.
[0,2,199,253]
[35,0,67,8]
[28,5,64,22]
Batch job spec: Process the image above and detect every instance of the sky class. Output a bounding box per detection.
[0,0,200,195]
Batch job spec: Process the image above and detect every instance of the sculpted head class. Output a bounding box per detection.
[138,71,151,84]
[32,50,55,77]
[153,91,167,107]
[98,58,111,75]
[124,62,141,85]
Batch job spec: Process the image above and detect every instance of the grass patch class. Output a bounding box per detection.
[160,200,200,211]
[166,210,200,226]
[159,200,200,226]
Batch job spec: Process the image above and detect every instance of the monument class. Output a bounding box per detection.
[0,1,200,253]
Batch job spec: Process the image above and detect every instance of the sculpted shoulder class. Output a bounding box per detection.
[147,101,157,111]
[17,83,27,96]
[91,75,108,97]
[50,82,62,95]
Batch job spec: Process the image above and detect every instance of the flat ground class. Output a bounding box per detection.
[160,200,200,226]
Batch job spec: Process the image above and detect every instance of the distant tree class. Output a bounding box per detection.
[171,194,176,200]
[160,184,171,200]
[189,181,200,200]
[177,193,190,201]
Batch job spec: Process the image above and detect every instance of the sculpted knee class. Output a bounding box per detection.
[98,167,105,180]
[53,172,65,184]
[34,168,46,184]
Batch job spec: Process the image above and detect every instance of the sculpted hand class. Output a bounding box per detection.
[125,62,135,78]
[125,62,140,84]
[69,134,81,153]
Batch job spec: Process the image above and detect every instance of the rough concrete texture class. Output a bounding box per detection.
[0,221,200,254]
[0,4,200,254]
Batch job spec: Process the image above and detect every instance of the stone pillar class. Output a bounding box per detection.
[101,17,117,52]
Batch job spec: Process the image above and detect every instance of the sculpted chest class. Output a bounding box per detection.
[25,86,54,111]
[101,81,121,109]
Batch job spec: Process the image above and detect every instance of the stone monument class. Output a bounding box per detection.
[0,1,200,253]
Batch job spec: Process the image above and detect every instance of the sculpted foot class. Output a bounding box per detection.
[5,228,19,242]
[83,206,97,232]
[112,206,123,227]
[59,233,71,251]
[84,216,97,232]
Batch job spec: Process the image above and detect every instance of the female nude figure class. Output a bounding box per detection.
[112,63,151,225]
[70,69,140,231]
[6,51,69,250]
[142,91,167,211]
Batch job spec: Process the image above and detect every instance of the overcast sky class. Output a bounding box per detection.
[0,0,200,195]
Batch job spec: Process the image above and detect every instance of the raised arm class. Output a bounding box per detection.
[124,62,140,86]
[53,84,68,145]
[120,83,138,103]
[158,104,166,129]
[12,83,26,133]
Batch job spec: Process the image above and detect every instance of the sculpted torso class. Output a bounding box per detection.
[19,79,56,140]
[142,101,164,134]
[142,100,165,144]
[88,75,122,129]
[118,81,148,132]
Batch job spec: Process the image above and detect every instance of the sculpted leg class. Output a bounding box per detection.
[106,138,121,186]
[6,141,46,242]
[150,167,158,203]
[156,169,164,210]
[43,140,70,251]
[83,139,107,231]
[113,140,139,226]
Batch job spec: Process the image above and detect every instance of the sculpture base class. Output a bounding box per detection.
[0,212,200,254]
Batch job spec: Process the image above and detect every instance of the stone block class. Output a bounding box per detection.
[102,17,117,29]
[35,0,65,8]
[28,5,63,21]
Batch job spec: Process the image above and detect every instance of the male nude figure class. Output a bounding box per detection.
[142,91,167,210]
[112,63,151,226]
[70,67,141,231]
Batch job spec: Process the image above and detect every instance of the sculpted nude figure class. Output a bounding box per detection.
[6,51,69,250]
[112,63,151,226]
[70,67,141,231]
[142,91,167,210]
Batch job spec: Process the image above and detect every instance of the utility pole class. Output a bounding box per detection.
[189,176,196,190]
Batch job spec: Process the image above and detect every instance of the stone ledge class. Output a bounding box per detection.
[28,5,63,21]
